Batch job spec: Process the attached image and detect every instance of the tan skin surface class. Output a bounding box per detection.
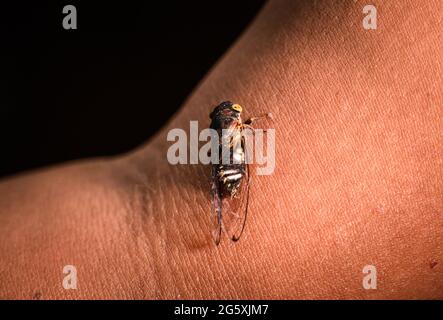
[0,0,442,299]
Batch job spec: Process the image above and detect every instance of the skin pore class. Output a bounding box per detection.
[0,0,442,299]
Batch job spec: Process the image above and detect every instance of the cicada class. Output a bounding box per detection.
[209,101,269,245]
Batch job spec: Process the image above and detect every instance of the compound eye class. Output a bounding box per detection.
[232,104,242,112]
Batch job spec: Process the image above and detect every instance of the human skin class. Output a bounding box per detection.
[0,0,442,299]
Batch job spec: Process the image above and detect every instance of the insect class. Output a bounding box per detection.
[209,101,270,245]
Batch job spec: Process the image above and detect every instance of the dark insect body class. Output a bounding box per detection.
[209,101,269,245]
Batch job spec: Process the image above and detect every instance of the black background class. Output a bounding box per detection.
[0,1,265,177]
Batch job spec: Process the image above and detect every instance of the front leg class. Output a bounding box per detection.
[244,112,273,125]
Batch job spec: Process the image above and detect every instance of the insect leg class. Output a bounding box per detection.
[242,124,270,135]
[244,112,273,125]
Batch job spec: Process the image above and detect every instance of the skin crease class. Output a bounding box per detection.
[0,0,442,299]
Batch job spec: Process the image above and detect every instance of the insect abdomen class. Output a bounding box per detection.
[217,164,245,197]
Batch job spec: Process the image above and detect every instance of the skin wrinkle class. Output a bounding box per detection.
[121,173,161,297]
[0,0,442,299]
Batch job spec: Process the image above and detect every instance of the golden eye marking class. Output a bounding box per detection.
[232,104,242,112]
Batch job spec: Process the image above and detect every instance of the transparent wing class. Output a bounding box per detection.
[221,163,250,242]
[221,132,251,242]
[210,165,222,245]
